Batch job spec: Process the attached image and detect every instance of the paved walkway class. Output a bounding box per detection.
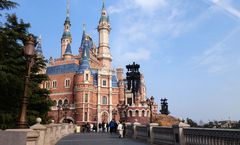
[56,132,150,145]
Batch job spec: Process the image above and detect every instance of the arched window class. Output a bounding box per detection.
[58,100,63,107]
[102,96,107,104]
[135,110,139,117]
[85,94,88,103]
[64,79,70,87]
[85,74,89,81]
[129,110,132,117]
[64,99,68,105]
[84,112,88,121]
[52,80,57,88]
[142,110,145,117]
[45,81,50,89]
[102,80,107,86]
[53,100,57,106]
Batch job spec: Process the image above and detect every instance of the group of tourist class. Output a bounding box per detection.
[80,119,126,138]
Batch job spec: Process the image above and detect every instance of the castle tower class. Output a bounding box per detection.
[97,1,112,69]
[74,35,94,124]
[36,35,43,58]
[61,0,72,58]
[63,43,73,60]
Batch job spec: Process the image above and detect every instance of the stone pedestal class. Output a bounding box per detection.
[149,123,159,143]
[173,122,190,145]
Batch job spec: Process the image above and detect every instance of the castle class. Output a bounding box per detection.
[39,1,158,125]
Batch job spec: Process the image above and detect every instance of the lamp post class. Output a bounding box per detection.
[146,96,154,123]
[62,102,69,123]
[57,104,62,123]
[18,34,36,128]
[126,62,141,103]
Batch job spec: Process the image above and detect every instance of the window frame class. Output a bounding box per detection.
[52,80,57,88]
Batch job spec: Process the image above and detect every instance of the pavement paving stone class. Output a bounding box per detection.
[56,132,150,145]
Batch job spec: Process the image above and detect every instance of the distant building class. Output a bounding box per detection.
[40,1,157,125]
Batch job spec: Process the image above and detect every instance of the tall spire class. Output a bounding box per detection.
[99,0,109,23]
[80,23,86,50]
[67,0,70,17]
[77,37,91,74]
[36,35,43,58]
[83,23,86,32]
[98,0,112,69]
[102,0,105,10]
[61,0,72,58]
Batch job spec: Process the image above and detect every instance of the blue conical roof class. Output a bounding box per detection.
[80,29,86,50]
[64,43,72,55]
[99,1,109,23]
[77,37,91,74]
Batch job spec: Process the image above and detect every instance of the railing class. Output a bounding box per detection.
[2,119,75,145]
[125,124,134,137]
[135,125,148,141]
[125,122,240,145]
[152,126,175,145]
[184,128,240,145]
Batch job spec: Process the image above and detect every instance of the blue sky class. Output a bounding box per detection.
[9,0,240,123]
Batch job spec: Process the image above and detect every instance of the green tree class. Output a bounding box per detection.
[0,1,53,129]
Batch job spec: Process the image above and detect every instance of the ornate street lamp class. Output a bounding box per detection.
[18,34,36,128]
[146,96,154,123]
[126,62,141,103]
[57,104,62,123]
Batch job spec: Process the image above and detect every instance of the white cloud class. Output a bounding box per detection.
[209,0,240,19]
[123,48,151,61]
[109,0,222,66]
[192,26,240,74]
[133,0,167,12]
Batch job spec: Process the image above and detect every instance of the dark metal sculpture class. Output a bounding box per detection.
[160,98,170,115]
[126,62,141,103]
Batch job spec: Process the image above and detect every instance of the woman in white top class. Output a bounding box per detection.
[117,122,124,138]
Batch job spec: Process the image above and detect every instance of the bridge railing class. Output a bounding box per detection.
[152,126,175,145]
[125,122,240,145]
[1,119,75,145]
[184,128,240,145]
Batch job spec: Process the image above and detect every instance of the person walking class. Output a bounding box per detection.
[109,119,115,134]
[117,121,124,138]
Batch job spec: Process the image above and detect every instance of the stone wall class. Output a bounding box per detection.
[1,121,75,145]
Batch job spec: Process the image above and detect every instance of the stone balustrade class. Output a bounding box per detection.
[184,128,240,145]
[1,119,75,145]
[152,126,175,145]
[125,122,240,145]
[135,125,148,141]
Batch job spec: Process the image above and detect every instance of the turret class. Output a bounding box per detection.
[77,36,92,74]
[97,1,112,69]
[61,0,72,58]
[36,35,43,58]
[63,43,73,60]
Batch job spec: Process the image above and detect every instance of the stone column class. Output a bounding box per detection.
[133,120,141,139]
[30,118,47,145]
[148,123,158,144]
[173,122,190,145]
